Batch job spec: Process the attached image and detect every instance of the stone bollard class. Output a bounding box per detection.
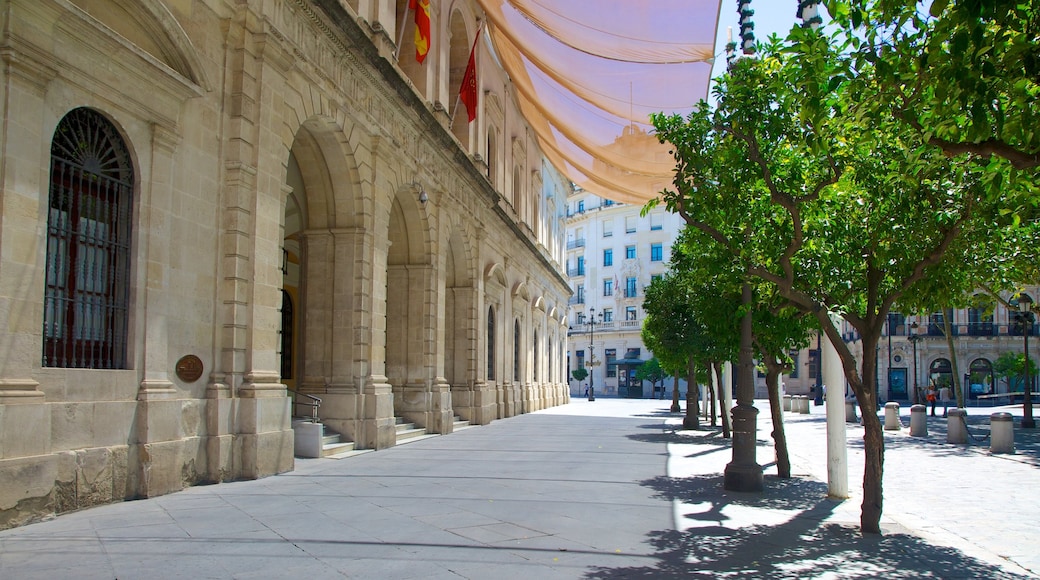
[845,400,858,423]
[909,404,928,437]
[990,412,1015,454]
[798,395,811,414]
[783,394,792,412]
[947,408,968,444]
[884,402,903,430]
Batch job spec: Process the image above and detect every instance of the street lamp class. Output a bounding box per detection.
[586,308,602,401]
[1015,295,1034,428]
[908,322,923,405]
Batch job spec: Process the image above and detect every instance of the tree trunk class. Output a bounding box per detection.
[670,374,681,412]
[683,358,700,429]
[714,361,729,436]
[815,310,884,534]
[764,360,790,478]
[942,313,965,407]
[854,334,884,534]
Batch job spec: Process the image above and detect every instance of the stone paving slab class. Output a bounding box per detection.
[1,398,1038,579]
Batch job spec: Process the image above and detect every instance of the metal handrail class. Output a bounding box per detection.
[293,392,322,423]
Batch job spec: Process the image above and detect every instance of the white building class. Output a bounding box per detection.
[564,190,688,398]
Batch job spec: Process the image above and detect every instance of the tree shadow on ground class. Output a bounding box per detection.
[626,427,729,446]
[584,473,1032,579]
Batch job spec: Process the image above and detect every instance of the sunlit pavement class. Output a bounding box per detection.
[1,397,1037,579]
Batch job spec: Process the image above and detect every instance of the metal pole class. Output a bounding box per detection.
[1024,313,1034,428]
[588,309,596,401]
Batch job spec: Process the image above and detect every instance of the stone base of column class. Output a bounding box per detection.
[724,404,763,492]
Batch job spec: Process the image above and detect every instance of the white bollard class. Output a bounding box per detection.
[798,395,811,414]
[884,402,903,430]
[947,409,967,444]
[909,404,927,437]
[783,394,792,412]
[990,412,1015,454]
[845,400,858,423]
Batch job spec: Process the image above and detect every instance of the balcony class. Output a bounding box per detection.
[566,238,586,250]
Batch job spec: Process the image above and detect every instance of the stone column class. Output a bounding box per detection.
[822,315,849,499]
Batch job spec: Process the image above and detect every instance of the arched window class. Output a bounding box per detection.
[487,128,497,184]
[512,166,522,214]
[513,319,521,382]
[928,358,953,390]
[44,108,134,369]
[487,306,496,380]
[968,358,994,398]
[533,330,539,381]
[279,290,294,380]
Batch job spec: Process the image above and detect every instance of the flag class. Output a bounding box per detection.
[459,28,481,123]
[410,0,431,64]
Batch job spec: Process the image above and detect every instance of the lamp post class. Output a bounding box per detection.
[1016,295,1034,428]
[908,322,923,405]
[813,332,823,406]
[586,308,602,402]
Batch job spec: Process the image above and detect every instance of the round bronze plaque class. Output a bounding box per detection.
[175,354,204,383]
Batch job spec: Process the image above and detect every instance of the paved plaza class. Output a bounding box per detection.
[1,398,1037,579]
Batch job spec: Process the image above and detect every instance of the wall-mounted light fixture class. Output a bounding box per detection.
[414,180,428,205]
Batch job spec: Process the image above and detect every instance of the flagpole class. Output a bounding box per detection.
[395,2,413,63]
[450,20,484,125]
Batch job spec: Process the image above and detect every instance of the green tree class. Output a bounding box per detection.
[993,351,1039,392]
[826,0,1040,174]
[651,24,1019,532]
[642,273,705,429]
[571,367,588,384]
[634,358,668,399]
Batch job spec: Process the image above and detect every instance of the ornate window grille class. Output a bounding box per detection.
[44,108,133,369]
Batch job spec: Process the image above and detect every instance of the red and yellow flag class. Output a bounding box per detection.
[410,0,431,64]
[459,28,481,122]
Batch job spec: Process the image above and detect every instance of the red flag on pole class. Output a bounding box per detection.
[410,0,431,64]
[459,28,481,123]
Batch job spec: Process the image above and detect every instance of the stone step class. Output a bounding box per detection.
[452,416,472,430]
[321,440,355,457]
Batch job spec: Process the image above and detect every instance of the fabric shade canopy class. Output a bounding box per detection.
[474,0,723,204]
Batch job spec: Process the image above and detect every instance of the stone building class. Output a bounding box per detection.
[0,0,571,529]
[564,190,687,399]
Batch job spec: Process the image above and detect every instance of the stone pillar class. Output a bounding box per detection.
[822,315,848,499]
[885,402,903,430]
[0,46,55,409]
[947,408,968,444]
[990,412,1014,454]
[909,404,928,437]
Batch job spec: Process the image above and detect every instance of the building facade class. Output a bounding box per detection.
[755,289,1040,404]
[0,0,571,529]
[564,190,687,398]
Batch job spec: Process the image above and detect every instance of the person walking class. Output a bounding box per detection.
[939,384,953,417]
[926,383,938,416]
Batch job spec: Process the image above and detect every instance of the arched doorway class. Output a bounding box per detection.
[386,186,437,431]
[928,358,953,393]
[968,358,994,400]
[444,228,480,422]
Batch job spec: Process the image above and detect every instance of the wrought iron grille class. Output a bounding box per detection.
[43,108,133,369]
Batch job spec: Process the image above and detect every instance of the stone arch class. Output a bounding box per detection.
[282,116,366,400]
[385,181,435,427]
[447,6,477,146]
[444,224,478,406]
